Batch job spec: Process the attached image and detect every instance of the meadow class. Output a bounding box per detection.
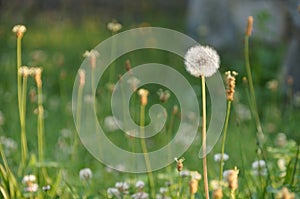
[0,9,299,199]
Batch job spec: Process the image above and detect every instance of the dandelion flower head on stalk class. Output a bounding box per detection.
[12,24,26,37]
[79,168,92,181]
[184,45,220,77]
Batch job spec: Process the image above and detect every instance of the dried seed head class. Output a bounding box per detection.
[138,89,149,106]
[246,16,253,36]
[184,45,220,77]
[83,50,99,69]
[175,157,185,172]
[212,188,223,199]
[224,167,239,191]
[34,68,43,87]
[189,179,198,195]
[78,69,85,86]
[225,71,238,101]
[12,25,26,38]
[125,59,132,71]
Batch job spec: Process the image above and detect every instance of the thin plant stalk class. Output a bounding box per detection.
[219,100,232,181]
[139,104,155,198]
[177,172,182,198]
[20,74,28,169]
[36,77,45,164]
[167,111,175,176]
[201,75,209,199]
[244,36,263,138]
[17,36,22,112]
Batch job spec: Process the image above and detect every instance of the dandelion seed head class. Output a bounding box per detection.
[79,168,92,181]
[184,45,220,77]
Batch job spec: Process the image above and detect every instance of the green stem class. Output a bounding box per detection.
[109,35,116,82]
[20,75,28,169]
[201,76,209,199]
[37,82,45,163]
[244,36,263,139]
[167,111,175,176]
[17,37,22,115]
[140,105,155,198]
[177,172,182,198]
[230,190,235,199]
[219,100,232,181]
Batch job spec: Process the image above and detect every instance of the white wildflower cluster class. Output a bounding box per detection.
[214,153,229,163]
[22,174,38,193]
[251,160,267,176]
[184,45,220,77]
[0,136,17,156]
[107,181,130,198]
[79,168,93,181]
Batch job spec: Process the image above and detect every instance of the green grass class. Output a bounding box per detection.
[0,14,299,198]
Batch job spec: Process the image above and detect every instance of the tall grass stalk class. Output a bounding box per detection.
[201,75,209,199]
[219,100,231,181]
[20,73,28,171]
[139,104,155,198]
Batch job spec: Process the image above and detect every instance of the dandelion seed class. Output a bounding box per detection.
[12,24,26,38]
[79,168,92,181]
[184,45,220,77]
[107,20,122,33]
[214,153,229,162]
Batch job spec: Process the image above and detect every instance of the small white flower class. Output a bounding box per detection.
[135,180,145,189]
[179,170,190,177]
[22,174,36,184]
[159,187,168,194]
[184,45,220,77]
[115,181,129,192]
[107,188,120,198]
[25,183,38,192]
[79,168,92,181]
[104,116,121,132]
[132,192,149,199]
[252,160,266,170]
[251,168,267,176]
[190,171,202,180]
[214,153,229,162]
[107,20,122,33]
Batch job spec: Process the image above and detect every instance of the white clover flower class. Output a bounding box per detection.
[79,168,92,181]
[107,188,120,198]
[159,187,168,194]
[22,174,36,184]
[115,182,130,192]
[179,170,190,177]
[24,183,38,192]
[184,45,220,77]
[132,192,149,199]
[135,180,145,189]
[104,116,121,132]
[214,153,229,162]
[190,171,202,181]
[251,160,266,170]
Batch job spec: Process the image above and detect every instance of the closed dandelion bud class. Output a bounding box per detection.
[212,188,223,199]
[225,71,238,101]
[225,167,239,191]
[246,16,253,36]
[138,89,149,106]
[189,179,198,195]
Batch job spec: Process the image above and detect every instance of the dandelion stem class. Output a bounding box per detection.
[244,36,263,141]
[219,100,231,181]
[201,75,209,199]
[37,78,45,163]
[140,104,155,198]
